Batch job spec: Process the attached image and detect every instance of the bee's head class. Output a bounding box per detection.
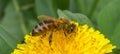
[66,23,76,33]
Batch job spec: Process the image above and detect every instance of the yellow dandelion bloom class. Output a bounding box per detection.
[11,22,116,54]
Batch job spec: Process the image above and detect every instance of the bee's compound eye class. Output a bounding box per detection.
[70,26,74,29]
[67,24,76,33]
[69,26,74,31]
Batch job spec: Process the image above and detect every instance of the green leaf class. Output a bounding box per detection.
[69,0,76,12]
[22,5,38,32]
[23,11,38,32]
[0,0,10,20]
[0,25,18,54]
[18,0,34,6]
[109,49,120,54]
[73,0,98,16]
[55,0,69,10]
[1,2,26,41]
[92,0,113,21]
[35,0,57,16]
[112,21,120,49]
[57,9,93,26]
[97,0,120,49]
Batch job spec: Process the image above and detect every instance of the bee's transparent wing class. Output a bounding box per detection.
[37,15,57,21]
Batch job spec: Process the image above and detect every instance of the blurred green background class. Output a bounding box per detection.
[0,0,120,54]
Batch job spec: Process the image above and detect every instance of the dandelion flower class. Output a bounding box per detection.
[11,22,116,54]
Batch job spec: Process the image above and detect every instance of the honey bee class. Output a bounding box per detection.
[32,15,76,36]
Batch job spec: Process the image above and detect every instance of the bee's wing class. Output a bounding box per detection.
[37,15,57,21]
[58,17,71,24]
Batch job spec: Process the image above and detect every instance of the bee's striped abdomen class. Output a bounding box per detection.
[32,20,55,36]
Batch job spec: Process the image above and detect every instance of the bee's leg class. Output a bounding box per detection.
[64,32,67,37]
[49,32,53,50]
[62,25,68,37]
[49,32,52,45]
